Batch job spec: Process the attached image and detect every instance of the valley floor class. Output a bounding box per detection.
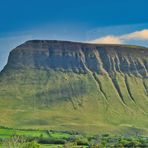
[0,126,148,148]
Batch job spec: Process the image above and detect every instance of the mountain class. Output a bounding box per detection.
[0,40,148,134]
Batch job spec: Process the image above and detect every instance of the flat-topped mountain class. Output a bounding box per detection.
[0,40,148,134]
[5,40,148,77]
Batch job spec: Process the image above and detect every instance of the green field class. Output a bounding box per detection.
[0,126,89,147]
[0,126,147,147]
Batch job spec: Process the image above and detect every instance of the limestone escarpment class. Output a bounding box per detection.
[5,40,148,77]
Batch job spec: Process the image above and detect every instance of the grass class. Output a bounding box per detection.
[0,127,89,147]
[0,127,48,139]
[0,126,147,148]
[40,144,63,148]
[0,68,147,134]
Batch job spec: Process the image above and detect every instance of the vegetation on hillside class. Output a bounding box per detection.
[0,69,148,134]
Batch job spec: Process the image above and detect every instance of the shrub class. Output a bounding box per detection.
[22,141,40,148]
[63,142,77,148]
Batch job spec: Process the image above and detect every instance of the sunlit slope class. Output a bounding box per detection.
[0,40,147,133]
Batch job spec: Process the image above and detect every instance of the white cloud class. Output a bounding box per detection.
[90,35,122,44]
[89,29,148,44]
[121,29,148,40]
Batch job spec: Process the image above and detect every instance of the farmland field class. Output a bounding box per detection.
[0,126,148,147]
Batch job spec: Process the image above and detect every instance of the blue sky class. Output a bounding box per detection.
[0,0,148,70]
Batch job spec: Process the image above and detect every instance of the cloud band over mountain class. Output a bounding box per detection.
[89,29,148,44]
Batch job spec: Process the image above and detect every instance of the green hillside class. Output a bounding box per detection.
[0,40,147,134]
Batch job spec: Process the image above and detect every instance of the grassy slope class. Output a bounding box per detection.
[0,68,147,134]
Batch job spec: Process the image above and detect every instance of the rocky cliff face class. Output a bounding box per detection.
[5,40,148,77]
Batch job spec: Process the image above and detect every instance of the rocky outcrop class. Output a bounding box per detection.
[5,40,148,77]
